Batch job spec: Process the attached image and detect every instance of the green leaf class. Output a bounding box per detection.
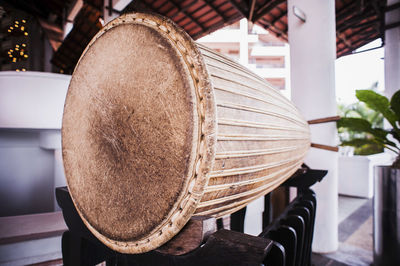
[337,117,389,141]
[337,117,373,132]
[354,143,384,155]
[356,90,398,128]
[340,138,381,147]
[390,90,400,119]
[372,128,390,140]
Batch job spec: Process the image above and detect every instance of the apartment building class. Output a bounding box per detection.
[198,18,291,99]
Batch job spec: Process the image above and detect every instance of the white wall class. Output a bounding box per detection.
[0,72,69,129]
[0,72,69,216]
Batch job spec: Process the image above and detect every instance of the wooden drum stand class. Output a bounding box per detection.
[57,166,326,266]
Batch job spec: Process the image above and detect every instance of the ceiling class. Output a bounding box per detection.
[4,0,390,73]
[126,0,387,58]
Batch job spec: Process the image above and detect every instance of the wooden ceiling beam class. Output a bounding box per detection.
[336,1,357,19]
[356,0,366,14]
[337,33,378,56]
[175,3,208,25]
[270,10,287,25]
[257,18,287,39]
[192,12,242,40]
[227,0,249,17]
[166,0,206,31]
[253,0,285,23]
[337,10,376,32]
[336,23,378,54]
[336,32,353,49]
[336,2,360,28]
[157,0,173,12]
[345,24,375,40]
[132,0,156,13]
[214,4,238,20]
[203,0,228,21]
[349,18,380,29]
[192,9,224,27]
[248,0,257,21]
[169,0,199,20]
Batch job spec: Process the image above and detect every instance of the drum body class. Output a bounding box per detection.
[62,12,310,254]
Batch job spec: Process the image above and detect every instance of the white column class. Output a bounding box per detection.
[288,0,338,253]
[39,130,67,211]
[283,43,292,100]
[385,0,400,98]
[239,19,249,66]
[103,0,131,23]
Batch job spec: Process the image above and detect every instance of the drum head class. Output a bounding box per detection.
[62,13,216,253]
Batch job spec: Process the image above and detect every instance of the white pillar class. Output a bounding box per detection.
[283,43,292,100]
[239,19,249,66]
[288,0,338,253]
[103,0,131,23]
[39,130,67,211]
[385,0,400,98]
[54,149,66,210]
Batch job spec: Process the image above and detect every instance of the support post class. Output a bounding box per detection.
[385,0,400,98]
[287,0,338,253]
[239,18,249,66]
[103,0,131,23]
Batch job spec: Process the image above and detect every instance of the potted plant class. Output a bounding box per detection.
[337,89,399,166]
[337,89,400,266]
[337,86,390,198]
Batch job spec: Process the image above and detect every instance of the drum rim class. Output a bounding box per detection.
[62,12,217,254]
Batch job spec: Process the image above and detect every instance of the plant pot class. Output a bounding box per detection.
[373,165,400,266]
[338,153,391,198]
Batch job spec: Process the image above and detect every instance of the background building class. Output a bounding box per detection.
[198,18,291,99]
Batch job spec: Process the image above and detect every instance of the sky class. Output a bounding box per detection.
[335,39,385,104]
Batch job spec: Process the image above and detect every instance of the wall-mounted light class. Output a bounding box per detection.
[293,6,306,23]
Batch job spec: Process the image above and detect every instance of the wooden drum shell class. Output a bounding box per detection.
[62,12,310,254]
[195,45,310,217]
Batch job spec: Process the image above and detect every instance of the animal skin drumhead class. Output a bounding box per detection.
[62,13,217,254]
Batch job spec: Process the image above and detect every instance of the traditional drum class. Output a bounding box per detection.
[62,12,310,254]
